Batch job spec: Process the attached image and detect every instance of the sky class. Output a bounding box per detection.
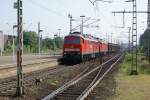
[0,0,148,43]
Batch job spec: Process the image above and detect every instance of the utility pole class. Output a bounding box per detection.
[38,22,43,58]
[111,33,113,44]
[41,34,42,54]
[0,47,1,56]
[22,26,24,55]
[0,31,4,56]
[14,0,24,96]
[111,33,113,52]
[128,27,131,53]
[58,29,61,37]
[38,22,40,57]
[12,26,15,60]
[106,33,109,43]
[13,25,18,60]
[108,34,110,55]
[54,34,57,56]
[80,16,85,34]
[147,29,150,66]
[68,14,73,34]
[130,0,138,75]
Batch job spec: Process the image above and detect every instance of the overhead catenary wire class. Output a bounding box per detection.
[89,0,115,30]
[89,0,113,5]
[84,19,100,28]
[72,17,92,31]
[26,0,66,18]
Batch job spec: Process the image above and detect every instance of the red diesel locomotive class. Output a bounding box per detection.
[62,32,108,63]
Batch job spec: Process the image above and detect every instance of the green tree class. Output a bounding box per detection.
[139,29,150,53]
[23,31,38,53]
[53,36,63,49]
[4,40,12,54]
[42,38,53,50]
[52,40,57,51]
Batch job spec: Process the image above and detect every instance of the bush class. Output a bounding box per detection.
[120,53,150,75]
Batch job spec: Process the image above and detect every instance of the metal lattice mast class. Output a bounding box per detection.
[147,0,150,66]
[147,0,150,29]
[128,27,131,53]
[131,0,138,74]
[112,0,150,74]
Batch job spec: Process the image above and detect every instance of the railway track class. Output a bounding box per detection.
[0,66,64,95]
[42,53,124,100]
[0,57,102,96]
[0,58,58,70]
[0,57,60,79]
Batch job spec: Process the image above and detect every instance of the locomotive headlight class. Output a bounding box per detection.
[70,45,74,49]
[90,45,92,48]
[77,52,81,55]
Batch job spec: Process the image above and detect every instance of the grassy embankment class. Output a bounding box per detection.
[109,53,150,100]
[121,53,150,74]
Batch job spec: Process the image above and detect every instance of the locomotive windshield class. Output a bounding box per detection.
[64,37,80,44]
[73,38,80,44]
[64,38,71,44]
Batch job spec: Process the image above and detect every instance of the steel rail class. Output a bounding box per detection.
[0,59,98,96]
[77,53,124,100]
[42,54,120,100]
[0,59,57,70]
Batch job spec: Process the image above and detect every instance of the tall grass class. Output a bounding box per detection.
[121,53,150,75]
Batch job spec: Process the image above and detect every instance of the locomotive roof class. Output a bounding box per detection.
[66,32,107,43]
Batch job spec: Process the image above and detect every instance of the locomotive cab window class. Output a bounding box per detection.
[64,38,71,44]
[73,37,80,44]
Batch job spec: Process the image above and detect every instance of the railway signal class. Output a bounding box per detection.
[14,0,24,96]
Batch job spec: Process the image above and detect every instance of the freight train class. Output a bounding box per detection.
[62,32,120,63]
